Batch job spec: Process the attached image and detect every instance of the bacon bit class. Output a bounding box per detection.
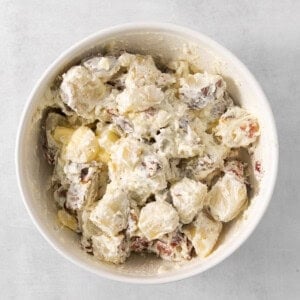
[130,211,138,222]
[249,122,259,138]
[255,161,262,173]
[81,238,93,253]
[58,188,67,198]
[170,233,183,247]
[156,241,172,256]
[201,86,209,97]
[230,166,244,179]
[216,79,223,88]
[42,143,55,165]
[231,169,241,177]
[225,161,244,179]
[80,167,89,182]
[130,237,149,253]
[106,108,118,116]
[84,246,93,254]
[230,169,243,179]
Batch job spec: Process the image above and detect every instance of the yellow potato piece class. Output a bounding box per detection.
[57,209,78,232]
[106,131,120,142]
[53,126,74,144]
[97,147,111,163]
[182,211,222,258]
[65,126,99,163]
[97,128,120,153]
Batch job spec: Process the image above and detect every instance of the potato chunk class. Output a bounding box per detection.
[170,177,207,224]
[215,106,260,148]
[92,234,129,264]
[60,65,106,117]
[208,172,247,222]
[182,211,222,258]
[138,201,179,240]
[65,126,99,163]
[57,209,78,232]
[89,184,129,236]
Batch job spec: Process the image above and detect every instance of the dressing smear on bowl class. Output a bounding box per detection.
[40,52,260,264]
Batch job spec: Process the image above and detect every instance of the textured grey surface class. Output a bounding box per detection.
[1,0,299,299]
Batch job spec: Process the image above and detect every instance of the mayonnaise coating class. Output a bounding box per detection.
[89,183,129,236]
[42,52,260,264]
[138,201,179,240]
[170,177,207,224]
[208,169,248,222]
[215,106,260,148]
[60,66,106,118]
[182,211,222,258]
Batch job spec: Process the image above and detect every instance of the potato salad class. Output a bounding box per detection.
[42,52,260,264]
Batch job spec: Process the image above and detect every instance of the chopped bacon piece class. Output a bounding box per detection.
[255,161,262,173]
[130,237,150,253]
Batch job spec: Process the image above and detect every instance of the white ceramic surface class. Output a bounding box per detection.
[15,23,278,284]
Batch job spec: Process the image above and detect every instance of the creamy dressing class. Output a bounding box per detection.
[42,52,260,264]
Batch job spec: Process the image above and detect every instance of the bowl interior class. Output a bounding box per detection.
[17,24,278,283]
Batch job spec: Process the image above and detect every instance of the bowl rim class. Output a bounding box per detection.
[15,22,278,284]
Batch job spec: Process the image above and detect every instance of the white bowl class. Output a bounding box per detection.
[15,23,278,284]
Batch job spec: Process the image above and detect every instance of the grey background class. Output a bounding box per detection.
[1,0,299,299]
